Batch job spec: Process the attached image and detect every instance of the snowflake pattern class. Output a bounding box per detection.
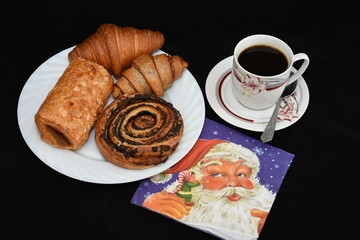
[143,191,152,199]
[252,146,264,156]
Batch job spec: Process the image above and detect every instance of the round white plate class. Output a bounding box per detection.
[17,47,205,184]
[206,56,309,132]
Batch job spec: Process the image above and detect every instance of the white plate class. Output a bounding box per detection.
[17,47,205,184]
[206,56,309,132]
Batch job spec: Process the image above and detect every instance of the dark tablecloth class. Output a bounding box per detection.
[2,1,358,239]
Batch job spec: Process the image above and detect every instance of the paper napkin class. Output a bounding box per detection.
[131,118,294,240]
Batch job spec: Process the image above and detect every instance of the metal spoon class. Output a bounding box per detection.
[260,80,298,142]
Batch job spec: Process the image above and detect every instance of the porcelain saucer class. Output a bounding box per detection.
[205,56,310,132]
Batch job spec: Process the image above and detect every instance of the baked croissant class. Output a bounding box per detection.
[68,24,165,77]
[113,54,188,98]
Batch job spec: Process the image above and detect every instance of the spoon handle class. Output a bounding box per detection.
[260,97,283,142]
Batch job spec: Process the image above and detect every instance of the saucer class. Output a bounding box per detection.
[205,56,309,132]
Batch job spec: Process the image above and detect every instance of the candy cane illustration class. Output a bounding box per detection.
[170,170,193,194]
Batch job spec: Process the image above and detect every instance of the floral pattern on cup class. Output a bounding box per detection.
[278,94,299,121]
[239,74,266,96]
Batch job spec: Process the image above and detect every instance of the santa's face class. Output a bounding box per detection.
[198,159,254,202]
[183,158,274,236]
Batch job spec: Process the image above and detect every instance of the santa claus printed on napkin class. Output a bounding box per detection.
[131,118,294,240]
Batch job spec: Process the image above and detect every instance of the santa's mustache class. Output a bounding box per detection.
[193,184,261,203]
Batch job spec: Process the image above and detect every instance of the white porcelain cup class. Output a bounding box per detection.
[232,34,309,110]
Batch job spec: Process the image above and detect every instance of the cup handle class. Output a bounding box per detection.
[287,53,310,84]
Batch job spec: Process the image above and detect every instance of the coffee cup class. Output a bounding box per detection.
[231,34,309,110]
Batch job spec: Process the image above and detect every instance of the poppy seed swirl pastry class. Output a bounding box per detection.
[95,94,184,169]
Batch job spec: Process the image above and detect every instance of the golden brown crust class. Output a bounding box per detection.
[113,54,188,98]
[122,67,152,94]
[133,54,164,97]
[95,94,184,169]
[68,24,165,77]
[34,58,113,149]
[153,54,173,89]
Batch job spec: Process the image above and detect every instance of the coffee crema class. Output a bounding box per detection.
[237,45,288,76]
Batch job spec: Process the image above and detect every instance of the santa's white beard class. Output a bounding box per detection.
[182,182,275,237]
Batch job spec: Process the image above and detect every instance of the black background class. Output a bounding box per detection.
[2,0,358,239]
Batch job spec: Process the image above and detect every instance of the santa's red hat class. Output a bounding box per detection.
[164,139,260,176]
[164,139,227,174]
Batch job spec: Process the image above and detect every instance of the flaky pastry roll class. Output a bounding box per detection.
[35,58,113,149]
[95,94,184,169]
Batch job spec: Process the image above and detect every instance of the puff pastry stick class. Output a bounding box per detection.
[35,58,113,149]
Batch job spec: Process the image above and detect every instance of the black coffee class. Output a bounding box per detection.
[237,45,288,76]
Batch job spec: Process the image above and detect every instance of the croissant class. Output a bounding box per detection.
[68,24,165,77]
[113,54,188,98]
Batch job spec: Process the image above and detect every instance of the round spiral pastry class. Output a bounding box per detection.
[95,94,184,169]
